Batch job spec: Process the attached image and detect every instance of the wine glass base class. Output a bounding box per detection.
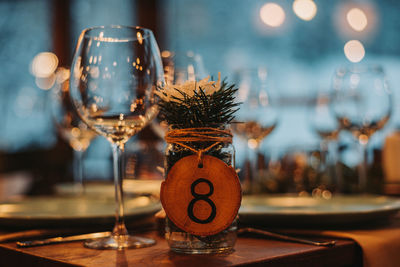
[84,235,156,250]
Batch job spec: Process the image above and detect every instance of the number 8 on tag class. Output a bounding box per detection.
[161,155,242,236]
[187,178,217,224]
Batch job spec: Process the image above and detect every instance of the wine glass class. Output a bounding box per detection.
[51,68,96,193]
[232,67,279,192]
[308,89,341,192]
[162,50,208,85]
[151,51,208,138]
[233,67,278,151]
[331,65,392,193]
[69,26,164,249]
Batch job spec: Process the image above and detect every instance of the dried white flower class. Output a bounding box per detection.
[156,73,221,102]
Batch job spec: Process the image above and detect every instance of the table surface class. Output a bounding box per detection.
[0,231,361,267]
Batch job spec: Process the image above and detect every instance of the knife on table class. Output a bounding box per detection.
[16,231,111,247]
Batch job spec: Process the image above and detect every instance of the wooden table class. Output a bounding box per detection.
[0,231,361,267]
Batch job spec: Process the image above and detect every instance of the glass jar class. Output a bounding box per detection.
[163,126,238,254]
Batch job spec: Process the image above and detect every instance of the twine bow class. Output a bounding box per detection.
[165,127,233,168]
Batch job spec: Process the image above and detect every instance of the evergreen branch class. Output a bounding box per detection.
[158,80,240,129]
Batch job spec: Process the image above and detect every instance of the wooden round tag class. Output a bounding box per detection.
[160,154,241,236]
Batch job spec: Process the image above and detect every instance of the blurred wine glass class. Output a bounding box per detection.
[308,89,341,192]
[51,68,96,193]
[151,50,208,138]
[162,50,208,85]
[232,67,279,192]
[69,26,164,249]
[232,67,278,150]
[331,65,392,193]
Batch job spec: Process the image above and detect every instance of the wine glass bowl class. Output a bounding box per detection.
[69,26,164,249]
[161,50,208,85]
[232,67,278,150]
[59,121,95,152]
[310,92,340,142]
[70,27,160,146]
[55,79,97,151]
[233,121,276,149]
[332,65,391,145]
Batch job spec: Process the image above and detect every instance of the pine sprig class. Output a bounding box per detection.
[158,81,240,129]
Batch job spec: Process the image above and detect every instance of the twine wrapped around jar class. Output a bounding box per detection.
[165,127,233,168]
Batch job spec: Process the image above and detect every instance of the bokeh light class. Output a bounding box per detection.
[334,2,377,39]
[161,50,172,58]
[344,40,365,63]
[56,67,70,84]
[35,73,56,90]
[30,52,58,78]
[292,0,317,21]
[248,139,258,149]
[260,3,285,27]
[346,8,368,32]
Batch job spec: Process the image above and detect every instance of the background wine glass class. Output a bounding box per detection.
[232,67,279,193]
[162,50,208,85]
[151,50,208,139]
[51,69,96,194]
[308,89,341,192]
[331,65,392,193]
[233,67,278,150]
[69,26,164,249]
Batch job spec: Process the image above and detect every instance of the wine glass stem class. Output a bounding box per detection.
[359,142,368,193]
[73,150,85,194]
[320,140,329,171]
[328,141,342,193]
[111,142,129,236]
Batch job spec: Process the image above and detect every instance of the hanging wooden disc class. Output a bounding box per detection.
[160,154,241,236]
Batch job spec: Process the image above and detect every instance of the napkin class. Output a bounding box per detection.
[289,217,400,267]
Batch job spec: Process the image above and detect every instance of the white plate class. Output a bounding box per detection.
[0,195,161,227]
[239,195,400,227]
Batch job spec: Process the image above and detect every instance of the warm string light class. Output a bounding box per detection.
[344,40,365,63]
[259,0,318,28]
[260,3,285,27]
[257,2,370,71]
[293,0,317,21]
[30,52,59,90]
[343,6,369,62]
[30,52,58,78]
[334,2,376,62]
[347,8,368,32]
